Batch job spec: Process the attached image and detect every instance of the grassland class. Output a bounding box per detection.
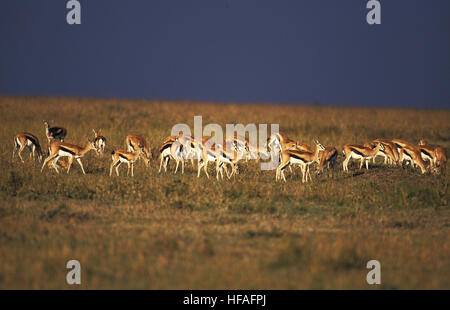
[0,96,449,289]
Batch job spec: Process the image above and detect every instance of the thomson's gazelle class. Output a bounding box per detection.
[316,146,338,175]
[110,145,144,177]
[125,134,152,167]
[398,144,427,174]
[276,140,325,183]
[93,129,106,156]
[342,143,384,171]
[41,138,97,174]
[13,132,44,163]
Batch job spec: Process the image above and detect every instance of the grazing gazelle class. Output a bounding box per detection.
[43,120,67,143]
[434,147,447,174]
[41,138,97,174]
[316,146,338,175]
[214,141,247,180]
[398,144,427,174]
[276,140,325,183]
[416,139,436,168]
[372,139,400,165]
[125,133,152,167]
[342,142,384,171]
[196,139,218,178]
[391,139,415,155]
[92,129,106,156]
[12,132,44,163]
[159,141,173,173]
[364,141,396,166]
[110,145,144,177]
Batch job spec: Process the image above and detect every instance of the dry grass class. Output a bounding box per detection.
[0,96,449,289]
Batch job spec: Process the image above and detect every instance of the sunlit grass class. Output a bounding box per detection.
[0,96,448,289]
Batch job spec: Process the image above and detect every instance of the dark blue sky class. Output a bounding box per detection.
[1,0,449,108]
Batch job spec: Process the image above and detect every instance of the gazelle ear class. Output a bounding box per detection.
[92,129,97,136]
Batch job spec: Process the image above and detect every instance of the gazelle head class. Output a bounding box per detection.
[92,129,106,156]
[314,139,326,152]
[418,139,428,146]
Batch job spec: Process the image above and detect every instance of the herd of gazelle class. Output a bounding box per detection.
[12,122,447,181]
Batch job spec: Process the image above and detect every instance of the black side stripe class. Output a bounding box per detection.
[289,153,307,163]
[403,149,413,158]
[59,146,75,155]
[119,154,128,160]
[160,143,171,153]
[420,149,432,158]
[350,148,364,157]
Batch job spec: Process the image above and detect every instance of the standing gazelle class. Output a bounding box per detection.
[13,132,44,163]
[43,120,67,143]
[93,129,106,156]
[276,140,325,183]
[110,145,144,177]
[41,138,97,174]
[125,134,152,167]
[342,142,384,172]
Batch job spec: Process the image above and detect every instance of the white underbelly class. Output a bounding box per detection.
[350,152,364,159]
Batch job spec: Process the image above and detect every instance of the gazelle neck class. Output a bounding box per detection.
[80,143,94,156]
[313,144,322,160]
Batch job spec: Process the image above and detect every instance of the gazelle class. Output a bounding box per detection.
[267,132,297,152]
[215,141,247,179]
[342,143,384,171]
[196,139,218,178]
[110,145,144,177]
[316,146,338,175]
[364,141,396,166]
[12,132,44,163]
[92,129,106,156]
[125,133,152,167]
[434,147,447,174]
[391,139,415,155]
[416,139,436,168]
[41,138,97,174]
[276,140,325,183]
[372,139,399,165]
[159,135,196,173]
[43,120,67,144]
[398,144,427,174]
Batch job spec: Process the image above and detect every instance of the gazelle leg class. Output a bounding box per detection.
[76,158,86,175]
[343,156,350,172]
[116,162,121,176]
[164,157,169,172]
[67,156,74,174]
[174,160,179,174]
[41,154,57,172]
[159,155,163,173]
[51,156,60,173]
[110,161,116,176]
[203,160,210,178]
[181,159,184,174]
[12,142,19,159]
[17,144,26,163]
[359,159,364,169]
[366,159,369,170]
[131,163,134,177]
[216,161,220,180]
